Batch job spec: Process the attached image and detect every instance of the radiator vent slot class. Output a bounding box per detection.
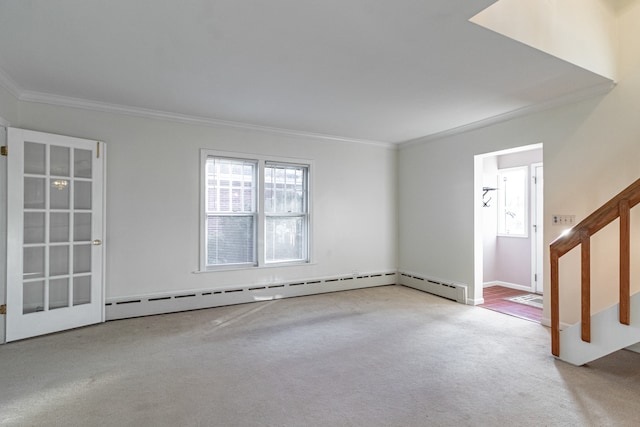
[106,270,398,320]
[399,271,467,305]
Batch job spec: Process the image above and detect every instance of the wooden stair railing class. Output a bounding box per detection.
[550,178,640,357]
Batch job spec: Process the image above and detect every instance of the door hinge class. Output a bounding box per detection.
[1,146,7,156]
[534,274,538,282]
[0,304,6,315]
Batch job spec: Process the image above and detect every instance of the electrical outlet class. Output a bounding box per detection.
[552,214,575,226]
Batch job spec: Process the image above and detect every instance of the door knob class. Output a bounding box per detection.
[92,239,102,246]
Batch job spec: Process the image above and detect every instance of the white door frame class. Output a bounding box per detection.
[531,163,544,294]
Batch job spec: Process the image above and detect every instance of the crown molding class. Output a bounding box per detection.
[0,65,22,98]
[399,80,616,148]
[17,90,395,149]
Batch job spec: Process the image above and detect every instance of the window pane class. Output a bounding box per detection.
[23,281,45,314]
[50,145,70,177]
[74,148,92,178]
[207,215,255,265]
[265,164,307,213]
[50,212,70,243]
[73,244,92,273]
[498,167,527,236]
[24,177,46,209]
[24,212,46,244]
[206,158,256,213]
[50,278,70,310]
[50,178,70,209]
[74,181,92,210]
[266,216,305,263]
[50,245,70,276]
[73,276,91,306]
[24,142,46,175]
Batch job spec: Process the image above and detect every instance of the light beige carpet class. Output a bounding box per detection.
[1,285,639,426]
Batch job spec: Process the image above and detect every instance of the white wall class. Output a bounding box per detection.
[482,156,498,282]
[471,0,618,80]
[5,100,398,301]
[399,1,640,324]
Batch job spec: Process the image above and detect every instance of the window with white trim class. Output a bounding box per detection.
[497,166,528,237]
[201,151,310,270]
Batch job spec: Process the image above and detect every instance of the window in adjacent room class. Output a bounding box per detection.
[497,166,528,237]
[201,151,310,270]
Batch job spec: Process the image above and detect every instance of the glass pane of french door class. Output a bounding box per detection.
[7,128,104,342]
[22,142,94,313]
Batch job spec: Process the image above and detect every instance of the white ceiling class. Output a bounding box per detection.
[0,0,613,144]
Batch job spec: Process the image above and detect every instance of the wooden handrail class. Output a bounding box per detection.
[550,177,640,357]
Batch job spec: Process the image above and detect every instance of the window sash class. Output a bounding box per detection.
[264,163,308,214]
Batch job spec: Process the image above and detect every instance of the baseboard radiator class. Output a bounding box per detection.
[106,271,397,320]
[398,271,468,304]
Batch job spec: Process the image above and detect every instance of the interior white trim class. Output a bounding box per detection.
[400,81,615,148]
[17,90,395,149]
[0,62,614,150]
[0,65,21,98]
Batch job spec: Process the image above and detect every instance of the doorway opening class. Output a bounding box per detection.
[474,143,543,322]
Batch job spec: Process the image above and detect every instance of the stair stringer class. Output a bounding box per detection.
[560,291,640,365]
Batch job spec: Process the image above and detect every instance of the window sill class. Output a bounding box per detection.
[193,261,315,274]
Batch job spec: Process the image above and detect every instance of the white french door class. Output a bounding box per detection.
[6,128,105,342]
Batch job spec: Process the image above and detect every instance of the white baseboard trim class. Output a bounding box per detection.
[106,271,398,320]
[468,298,485,306]
[483,281,535,293]
[398,271,468,304]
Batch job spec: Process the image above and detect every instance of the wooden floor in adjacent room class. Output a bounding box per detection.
[479,285,542,323]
